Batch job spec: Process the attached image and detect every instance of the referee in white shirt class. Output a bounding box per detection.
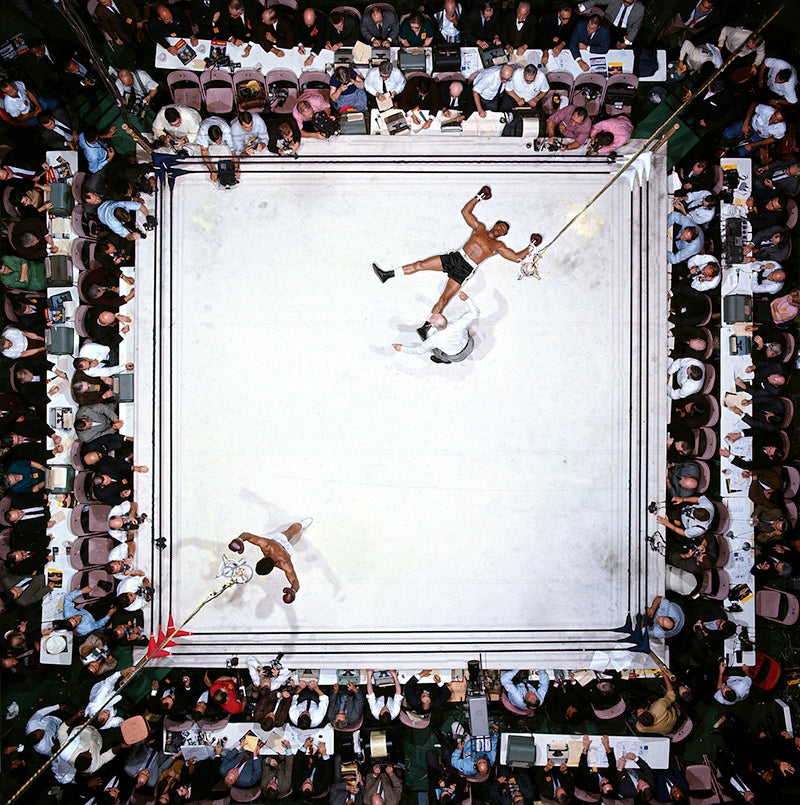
[393,290,479,363]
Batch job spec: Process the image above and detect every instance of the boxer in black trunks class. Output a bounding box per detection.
[373,186,542,338]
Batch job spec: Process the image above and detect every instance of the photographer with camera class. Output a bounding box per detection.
[152,104,201,152]
[97,198,155,242]
[546,104,592,151]
[115,68,159,120]
[293,90,339,140]
[188,117,239,187]
[231,110,270,157]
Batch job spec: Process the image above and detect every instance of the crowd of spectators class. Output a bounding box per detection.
[0,0,799,803]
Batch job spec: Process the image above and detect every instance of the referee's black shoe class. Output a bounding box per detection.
[416,321,433,340]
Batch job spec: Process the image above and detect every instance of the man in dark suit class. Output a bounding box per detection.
[360,6,400,46]
[463,1,502,49]
[398,76,441,114]
[325,10,359,50]
[218,0,257,45]
[592,0,645,48]
[294,8,327,56]
[437,79,474,121]
[92,0,145,48]
[569,13,611,70]
[616,755,656,801]
[501,2,537,56]
[190,0,223,39]
[149,3,197,50]
[533,761,575,804]
[254,7,294,52]
[538,3,577,51]
[35,109,80,151]
[659,0,721,47]
[292,741,333,797]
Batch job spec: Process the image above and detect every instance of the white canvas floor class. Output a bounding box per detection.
[136,140,668,668]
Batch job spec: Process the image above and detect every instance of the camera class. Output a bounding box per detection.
[206,54,241,71]
[533,137,563,152]
[121,512,148,532]
[267,86,289,111]
[123,94,148,121]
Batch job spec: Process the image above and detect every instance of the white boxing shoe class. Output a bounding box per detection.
[299,517,313,530]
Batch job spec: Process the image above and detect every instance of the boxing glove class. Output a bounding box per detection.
[228,538,245,554]
[476,185,492,200]
[282,587,296,604]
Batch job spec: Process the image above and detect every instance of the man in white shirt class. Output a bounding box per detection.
[152,103,202,148]
[26,704,66,755]
[472,63,514,116]
[658,495,715,541]
[115,68,159,109]
[364,60,406,106]
[714,661,753,704]
[673,190,717,229]
[667,356,705,399]
[393,290,479,364]
[75,342,133,377]
[365,670,402,723]
[230,110,269,155]
[686,254,720,292]
[434,0,462,43]
[107,500,144,541]
[761,57,798,105]
[52,724,116,784]
[289,680,329,728]
[717,27,765,71]
[750,261,785,295]
[505,64,549,108]
[0,80,55,123]
[723,101,786,158]
[85,670,126,728]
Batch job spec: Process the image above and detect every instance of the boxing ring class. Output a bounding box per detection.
[134,137,670,668]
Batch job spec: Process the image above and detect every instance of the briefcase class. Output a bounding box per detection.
[399,48,426,73]
[433,44,461,72]
[480,45,507,68]
[338,111,369,135]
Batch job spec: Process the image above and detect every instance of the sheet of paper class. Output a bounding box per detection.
[352,41,371,65]
[589,651,609,671]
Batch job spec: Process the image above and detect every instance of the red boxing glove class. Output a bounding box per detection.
[228,538,244,554]
[477,185,492,200]
[530,233,543,248]
[282,587,296,604]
